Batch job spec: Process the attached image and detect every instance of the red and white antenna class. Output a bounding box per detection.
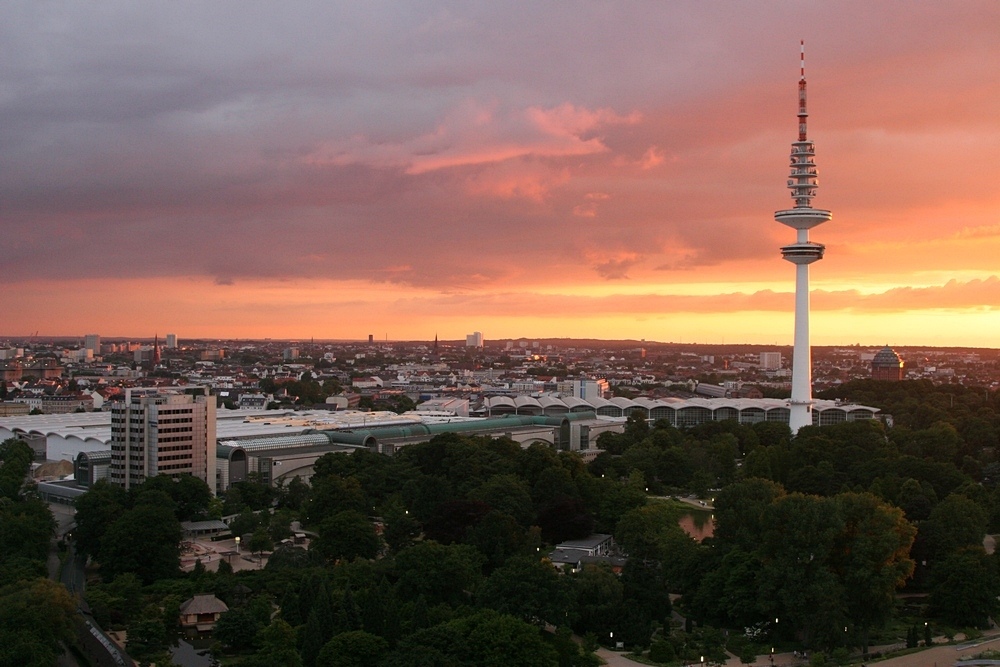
[798,40,808,142]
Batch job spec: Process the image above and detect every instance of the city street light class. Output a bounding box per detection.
[235,535,240,554]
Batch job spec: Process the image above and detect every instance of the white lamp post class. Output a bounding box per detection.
[235,535,241,554]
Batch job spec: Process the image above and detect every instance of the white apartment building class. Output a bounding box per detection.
[759,352,783,370]
[465,332,484,348]
[557,379,609,401]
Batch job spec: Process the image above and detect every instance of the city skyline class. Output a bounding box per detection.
[4,3,1000,346]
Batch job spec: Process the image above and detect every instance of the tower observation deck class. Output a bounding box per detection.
[775,41,831,433]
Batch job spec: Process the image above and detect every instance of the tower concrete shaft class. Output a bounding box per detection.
[775,41,831,433]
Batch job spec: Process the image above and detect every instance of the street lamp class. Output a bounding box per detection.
[235,535,240,554]
[770,647,774,666]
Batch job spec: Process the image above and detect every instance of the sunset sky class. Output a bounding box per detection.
[4,2,1000,346]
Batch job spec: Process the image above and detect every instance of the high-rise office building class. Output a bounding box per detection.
[166,333,177,349]
[84,334,101,355]
[466,332,484,348]
[109,388,217,492]
[759,352,783,370]
[775,42,831,433]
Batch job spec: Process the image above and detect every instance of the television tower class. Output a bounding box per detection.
[775,41,831,433]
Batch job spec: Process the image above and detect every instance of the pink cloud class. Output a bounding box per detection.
[388,276,1000,318]
[303,99,640,178]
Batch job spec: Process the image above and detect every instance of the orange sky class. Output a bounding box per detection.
[3,3,1000,346]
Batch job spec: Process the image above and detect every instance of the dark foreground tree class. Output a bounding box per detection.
[929,546,1000,628]
[389,609,558,667]
[316,630,388,667]
[313,511,380,562]
[0,578,76,667]
[476,556,573,627]
[98,498,182,583]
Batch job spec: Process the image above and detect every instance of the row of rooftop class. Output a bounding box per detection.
[1,337,997,406]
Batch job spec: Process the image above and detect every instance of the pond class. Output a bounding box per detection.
[170,636,216,667]
[678,508,714,542]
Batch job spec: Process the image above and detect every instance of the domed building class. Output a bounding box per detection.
[871,345,904,381]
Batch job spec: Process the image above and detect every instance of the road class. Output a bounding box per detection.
[595,630,1000,667]
[46,503,83,667]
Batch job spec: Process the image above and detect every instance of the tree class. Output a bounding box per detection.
[423,499,491,544]
[170,474,213,520]
[249,526,274,560]
[689,547,760,628]
[392,609,558,667]
[99,501,182,584]
[615,503,685,562]
[301,581,337,667]
[214,608,261,651]
[279,475,311,511]
[621,558,672,626]
[571,563,623,637]
[316,630,388,667]
[359,577,402,646]
[0,578,76,667]
[126,605,170,663]
[228,506,263,540]
[929,547,1000,628]
[393,541,484,606]
[313,511,380,562]
[381,499,420,553]
[246,618,303,667]
[85,573,144,627]
[920,493,988,564]
[755,493,845,649]
[464,510,525,571]
[536,497,593,544]
[0,439,33,500]
[269,508,295,542]
[470,474,535,526]
[230,474,276,511]
[304,476,368,526]
[592,475,647,533]
[712,478,786,552]
[0,496,55,568]
[476,556,574,627]
[831,492,915,651]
